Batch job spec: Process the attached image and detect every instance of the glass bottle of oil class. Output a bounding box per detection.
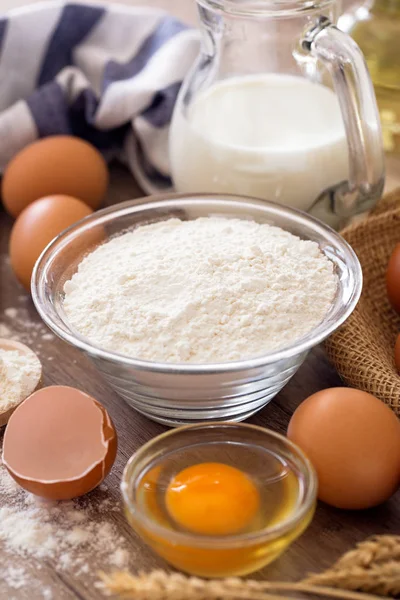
[343,0,400,153]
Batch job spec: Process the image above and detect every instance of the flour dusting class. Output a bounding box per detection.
[0,456,130,592]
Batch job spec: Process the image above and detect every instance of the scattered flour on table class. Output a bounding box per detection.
[0,303,55,346]
[63,217,337,363]
[4,308,18,320]
[0,323,12,338]
[0,455,130,592]
[0,460,20,495]
[4,566,28,589]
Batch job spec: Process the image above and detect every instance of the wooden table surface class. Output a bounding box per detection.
[0,1,400,599]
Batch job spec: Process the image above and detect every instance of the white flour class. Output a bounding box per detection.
[63,217,337,363]
[0,347,41,411]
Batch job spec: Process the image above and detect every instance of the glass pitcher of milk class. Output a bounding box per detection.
[169,0,385,227]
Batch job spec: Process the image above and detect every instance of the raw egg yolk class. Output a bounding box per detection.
[165,462,260,536]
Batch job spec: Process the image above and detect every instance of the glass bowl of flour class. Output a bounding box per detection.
[32,194,361,426]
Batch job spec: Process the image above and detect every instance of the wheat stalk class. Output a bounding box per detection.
[323,537,400,569]
[99,570,382,600]
[304,536,400,597]
[99,570,285,600]
[99,535,400,599]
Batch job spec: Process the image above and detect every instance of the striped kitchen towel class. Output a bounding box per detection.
[0,2,200,194]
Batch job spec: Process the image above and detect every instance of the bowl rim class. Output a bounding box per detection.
[32,192,363,373]
[120,421,318,548]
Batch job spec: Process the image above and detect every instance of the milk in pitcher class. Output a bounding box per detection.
[169,74,350,212]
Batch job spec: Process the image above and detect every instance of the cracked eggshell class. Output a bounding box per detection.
[3,386,117,500]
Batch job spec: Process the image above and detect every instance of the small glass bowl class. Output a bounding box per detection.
[31,193,362,426]
[121,422,317,578]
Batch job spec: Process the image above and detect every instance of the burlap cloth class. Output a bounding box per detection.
[324,189,400,415]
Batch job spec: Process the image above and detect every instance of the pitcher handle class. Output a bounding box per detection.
[302,17,385,219]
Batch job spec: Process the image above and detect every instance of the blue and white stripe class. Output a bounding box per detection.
[0,2,200,194]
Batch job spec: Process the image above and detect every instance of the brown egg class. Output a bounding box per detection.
[3,386,117,500]
[395,334,400,372]
[387,244,400,314]
[287,387,400,509]
[9,195,93,291]
[2,136,108,217]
